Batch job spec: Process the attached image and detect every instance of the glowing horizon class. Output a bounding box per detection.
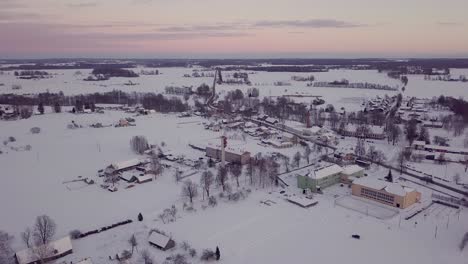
[1,0,468,58]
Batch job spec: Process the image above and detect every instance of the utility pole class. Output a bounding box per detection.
[434,225,438,239]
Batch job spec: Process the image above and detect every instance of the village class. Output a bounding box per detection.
[1,64,468,264]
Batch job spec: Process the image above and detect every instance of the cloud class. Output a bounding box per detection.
[67,2,98,8]
[436,21,463,27]
[158,23,249,32]
[254,19,365,28]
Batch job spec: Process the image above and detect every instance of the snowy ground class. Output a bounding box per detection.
[1,67,468,112]
[1,66,468,263]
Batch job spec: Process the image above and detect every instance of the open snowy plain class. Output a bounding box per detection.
[1,66,468,264]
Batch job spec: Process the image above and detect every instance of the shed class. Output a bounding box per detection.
[148,232,175,251]
[136,174,153,184]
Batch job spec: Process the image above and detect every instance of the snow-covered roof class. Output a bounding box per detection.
[313,164,343,179]
[207,143,249,156]
[309,126,322,134]
[412,140,426,146]
[353,177,415,197]
[137,174,153,183]
[287,196,317,208]
[342,165,364,176]
[148,232,170,248]
[111,159,141,171]
[16,236,73,264]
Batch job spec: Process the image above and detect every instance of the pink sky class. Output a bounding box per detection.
[1,0,468,58]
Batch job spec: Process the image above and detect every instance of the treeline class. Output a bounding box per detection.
[91,68,139,77]
[14,71,49,76]
[437,96,468,122]
[223,66,328,73]
[0,90,188,113]
[1,62,136,71]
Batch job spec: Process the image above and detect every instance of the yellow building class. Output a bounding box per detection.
[351,177,421,209]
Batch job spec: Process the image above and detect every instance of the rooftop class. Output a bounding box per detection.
[313,164,343,179]
[353,177,415,197]
[342,165,365,176]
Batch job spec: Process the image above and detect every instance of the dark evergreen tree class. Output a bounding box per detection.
[53,102,61,113]
[38,102,44,114]
[215,246,220,261]
[385,170,393,182]
[138,213,143,222]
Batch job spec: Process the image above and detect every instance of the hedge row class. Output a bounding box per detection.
[79,219,133,238]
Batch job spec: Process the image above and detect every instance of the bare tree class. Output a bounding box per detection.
[130,135,149,154]
[454,173,461,184]
[174,169,182,183]
[0,230,14,264]
[216,166,228,191]
[32,242,52,264]
[303,144,312,164]
[150,153,163,177]
[129,234,138,254]
[181,180,198,203]
[229,163,242,187]
[397,148,407,174]
[200,170,214,199]
[293,151,301,168]
[21,227,32,248]
[33,215,56,245]
[140,249,154,264]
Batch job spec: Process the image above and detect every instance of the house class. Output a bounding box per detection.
[15,236,73,264]
[206,144,251,164]
[341,165,365,183]
[297,164,343,192]
[119,174,137,183]
[118,119,129,127]
[106,159,142,174]
[136,174,153,184]
[148,232,175,251]
[351,177,421,209]
[265,117,278,125]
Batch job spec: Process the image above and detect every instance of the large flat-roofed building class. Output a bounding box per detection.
[297,164,343,192]
[206,144,251,165]
[351,177,421,209]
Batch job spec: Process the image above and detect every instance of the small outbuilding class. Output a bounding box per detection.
[148,232,175,251]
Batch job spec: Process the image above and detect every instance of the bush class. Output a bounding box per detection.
[69,229,82,239]
[189,248,197,258]
[8,136,15,142]
[30,127,41,134]
[200,249,216,261]
[24,145,32,151]
[138,213,143,221]
[208,196,217,207]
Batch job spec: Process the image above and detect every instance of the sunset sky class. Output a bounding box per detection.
[1,0,468,58]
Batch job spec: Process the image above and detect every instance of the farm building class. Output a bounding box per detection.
[136,174,153,183]
[148,232,175,251]
[297,164,343,192]
[206,144,251,164]
[351,177,421,209]
[105,159,142,174]
[15,236,73,264]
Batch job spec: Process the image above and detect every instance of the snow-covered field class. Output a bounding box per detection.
[1,67,467,112]
[1,66,468,264]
